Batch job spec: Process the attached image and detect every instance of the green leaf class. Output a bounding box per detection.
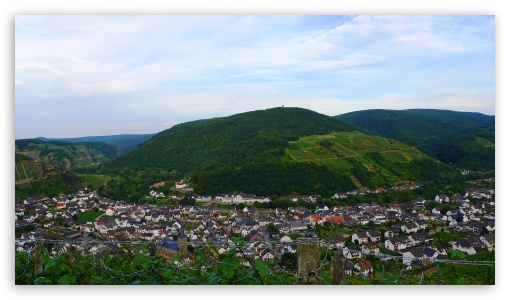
[34,277,52,285]
[43,257,58,272]
[196,252,207,265]
[60,263,70,273]
[133,253,144,266]
[207,274,220,285]
[224,268,235,280]
[58,274,76,285]
[255,259,269,278]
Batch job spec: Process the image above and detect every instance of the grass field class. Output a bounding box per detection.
[77,174,110,190]
[432,230,471,245]
[476,137,495,148]
[77,210,104,222]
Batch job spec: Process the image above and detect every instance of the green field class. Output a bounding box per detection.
[77,174,110,190]
[476,137,495,148]
[15,162,31,181]
[285,131,430,186]
[431,230,471,245]
[77,210,104,222]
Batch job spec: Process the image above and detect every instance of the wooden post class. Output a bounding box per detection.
[34,242,43,277]
[297,238,321,285]
[331,255,343,285]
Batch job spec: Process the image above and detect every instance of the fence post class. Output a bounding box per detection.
[34,241,43,277]
[331,255,343,285]
[297,237,321,285]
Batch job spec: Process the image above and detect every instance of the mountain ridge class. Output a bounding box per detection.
[335,108,495,170]
[98,107,459,199]
[34,133,156,153]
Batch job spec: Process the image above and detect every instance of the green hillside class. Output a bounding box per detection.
[99,107,462,200]
[15,153,33,181]
[38,133,155,153]
[15,139,122,172]
[284,131,432,188]
[15,153,51,182]
[103,107,355,173]
[15,171,84,199]
[101,107,358,198]
[335,109,495,170]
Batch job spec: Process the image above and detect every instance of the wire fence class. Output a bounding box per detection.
[14,237,495,285]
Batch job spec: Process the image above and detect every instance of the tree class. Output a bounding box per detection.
[279,252,297,271]
[267,223,279,235]
[180,194,196,206]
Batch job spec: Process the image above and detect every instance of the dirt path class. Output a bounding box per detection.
[21,162,29,179]
[15,164,21,181]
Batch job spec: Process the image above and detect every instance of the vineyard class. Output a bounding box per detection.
[15,238,495,285]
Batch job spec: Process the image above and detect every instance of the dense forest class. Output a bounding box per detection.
[93,107,474,201]
[15,171,84,199]
[36,133,155,153]
[335,109,495,170]
[99,107,358,199]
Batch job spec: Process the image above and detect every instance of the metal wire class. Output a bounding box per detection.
[15,238,494,285]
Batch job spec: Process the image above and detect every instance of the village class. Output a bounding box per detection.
[15,180,495,277]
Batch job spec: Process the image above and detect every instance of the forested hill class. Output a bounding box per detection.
[36,134,155,153]
[100,107,358,196]
[335,109,495,170]
[103,107,355,173]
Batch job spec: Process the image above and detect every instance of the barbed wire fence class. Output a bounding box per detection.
[14,237,495,285]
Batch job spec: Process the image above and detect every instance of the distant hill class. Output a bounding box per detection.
[335,109,495,171]
[15,139,122,175]
[36,133,155,153]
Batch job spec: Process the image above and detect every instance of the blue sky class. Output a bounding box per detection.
[15,15,495,138]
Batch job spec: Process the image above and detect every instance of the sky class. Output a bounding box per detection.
[14,14,495,139]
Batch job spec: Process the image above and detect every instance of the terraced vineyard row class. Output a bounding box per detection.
[284,131,430,187]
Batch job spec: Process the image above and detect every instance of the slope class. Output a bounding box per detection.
[284,131,438,188]
[37,133,155,153]
[101,107,358,198]
[335,109,495,170]
[103,107,355,174]
[15,139,122,172]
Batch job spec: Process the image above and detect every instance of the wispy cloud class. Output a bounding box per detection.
[15,15,494,138]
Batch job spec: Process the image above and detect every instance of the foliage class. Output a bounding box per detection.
[278,252,297,271]
[76,174,110,190]
[38,134,156,153]
[98,107,356,199]
[336,109,495,170]
[267,223,279,235]
[15,239,495,285]
[15,172,84,199]
[15,138,123,173]
[180,194,197,206]
[15,241,298,285]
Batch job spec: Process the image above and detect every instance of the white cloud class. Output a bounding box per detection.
[14,15,495,138]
